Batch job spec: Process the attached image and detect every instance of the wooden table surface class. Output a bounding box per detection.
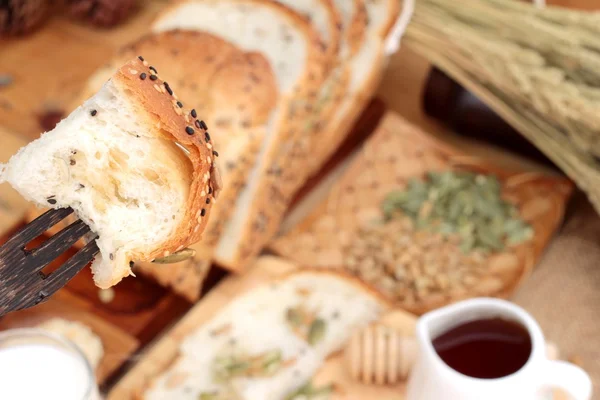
[0,0,598,393]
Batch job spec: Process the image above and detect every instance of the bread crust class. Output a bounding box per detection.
[380,0,401,38]
[316,38,386,171]
[156,0,328,94]
[112,58,219,266]
[319,0,343,71]
[346,0,368,57]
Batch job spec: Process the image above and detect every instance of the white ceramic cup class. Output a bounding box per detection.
[406,298,592,400]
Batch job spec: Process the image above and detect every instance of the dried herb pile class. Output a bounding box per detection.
[343,171,532,313]
[382,171,533,253]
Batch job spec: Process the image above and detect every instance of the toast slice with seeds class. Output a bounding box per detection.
[143,263,389,399]
[153,0,328,272]
[76,31,277,299]
[0,58,219,289]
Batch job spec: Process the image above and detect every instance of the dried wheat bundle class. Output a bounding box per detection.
[403,0,600,212]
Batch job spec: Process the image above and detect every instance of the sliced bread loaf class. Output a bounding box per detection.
[153,0,328,271]
[0,58,220,289]
[75,31,278,299]
[144,268,389,399]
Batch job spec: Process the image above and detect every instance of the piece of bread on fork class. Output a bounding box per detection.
[0,57,221,289]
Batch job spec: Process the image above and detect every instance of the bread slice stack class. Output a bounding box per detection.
[152,0,329,272]
[76,31,278,300]
[143,269,389,399]
[151,0,402,273]
[0,58,219,289]
[58,0,402,296]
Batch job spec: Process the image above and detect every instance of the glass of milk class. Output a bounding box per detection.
[0,328,101,400]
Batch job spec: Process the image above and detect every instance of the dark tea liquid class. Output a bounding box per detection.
[432,317,532,379]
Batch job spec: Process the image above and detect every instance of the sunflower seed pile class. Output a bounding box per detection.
[343,171,529,312]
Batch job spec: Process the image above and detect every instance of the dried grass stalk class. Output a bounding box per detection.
[404,0,600,213]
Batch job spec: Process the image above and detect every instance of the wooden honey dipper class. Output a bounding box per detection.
[345,322,560,385]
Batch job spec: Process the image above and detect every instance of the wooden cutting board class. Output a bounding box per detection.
[108,256,417,400]
[271,111,573,315]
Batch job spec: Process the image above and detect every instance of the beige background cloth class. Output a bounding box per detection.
[513,193,600,395]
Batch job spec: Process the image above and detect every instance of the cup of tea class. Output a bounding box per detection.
[406,298,592,400]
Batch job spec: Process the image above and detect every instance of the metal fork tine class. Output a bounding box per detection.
[1,207,74,250]
[29,219,92,274]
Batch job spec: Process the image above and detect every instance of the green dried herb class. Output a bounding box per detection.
[153,248,196,264]
[213,349,284,382]
[382,171,533,253]
[198,389,239,400]
[213,355,251,381]
[285,307,304,327]
[261,349,283,375]
[285,382,335,400]
[307,319,327,346]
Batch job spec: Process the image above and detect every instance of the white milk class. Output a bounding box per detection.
[0,344,96,400]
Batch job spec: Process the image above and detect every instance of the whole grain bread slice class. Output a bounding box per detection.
[153,0,328,272]
[143,265,389,399]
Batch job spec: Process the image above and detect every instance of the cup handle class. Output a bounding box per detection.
[542,360,592,400]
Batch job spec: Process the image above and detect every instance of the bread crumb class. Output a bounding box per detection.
[98,288,115,304]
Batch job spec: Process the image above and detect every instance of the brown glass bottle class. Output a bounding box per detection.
[422,67,557,170]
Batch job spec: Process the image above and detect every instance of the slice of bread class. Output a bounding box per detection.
[0,58,219,289]
[75,31,277,299]
[312,0,401,171]
[144,268,389,399]
[153,0,325,95]
[334,0,368,57]
[366,0,401,38]
[271,0,342,72]
[152,0,327,272]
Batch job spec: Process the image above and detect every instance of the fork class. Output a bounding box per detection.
[0,207,99,317]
